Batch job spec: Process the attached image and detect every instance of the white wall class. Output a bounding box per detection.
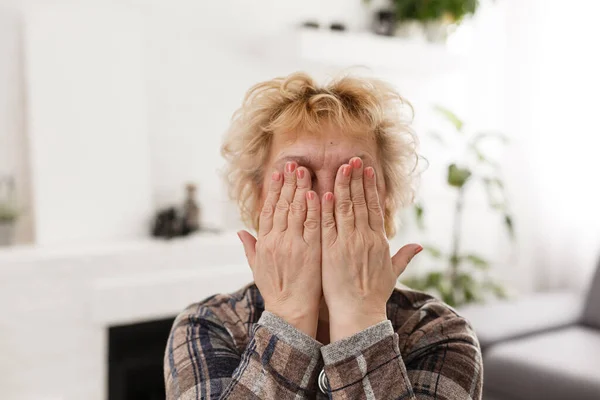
[23,5,154,246]
[0,0,378,240]
[1,0,597,292]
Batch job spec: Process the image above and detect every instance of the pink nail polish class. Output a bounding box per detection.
[272,171,280,181]
[286,162,296,173]
[325,192,333,201]
[297,168,305,179]
[307,191,315,200]
[353,158,363,169]
[343,165,351,177]
[415,245,423,255]
[366,167,374,179]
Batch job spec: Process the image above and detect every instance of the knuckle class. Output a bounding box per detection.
[367,200,382,213]
[290,201,306,215]
[275,199,290,212]
[303,218,320,230]
[353,196,367,207]
[260,202,274,216]
[322,217,336,229]
[336,200,353,215]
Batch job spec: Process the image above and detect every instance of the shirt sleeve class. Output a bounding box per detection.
[320,314,483,399]
[164,308,323,400]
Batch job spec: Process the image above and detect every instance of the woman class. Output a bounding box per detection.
[164,72,483,399]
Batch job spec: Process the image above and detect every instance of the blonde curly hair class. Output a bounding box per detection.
[221,72,418,238]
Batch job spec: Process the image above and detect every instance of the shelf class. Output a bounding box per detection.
[0,230,240,266]
[262,29,466,76]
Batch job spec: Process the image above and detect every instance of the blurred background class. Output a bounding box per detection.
[1,0,599,399]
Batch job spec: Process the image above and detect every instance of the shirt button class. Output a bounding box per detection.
[318,368,328,394]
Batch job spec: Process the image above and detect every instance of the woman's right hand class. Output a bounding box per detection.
[238,161,322,338]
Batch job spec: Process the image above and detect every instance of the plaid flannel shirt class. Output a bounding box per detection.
[164,283,483,399]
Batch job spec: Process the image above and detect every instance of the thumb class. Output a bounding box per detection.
[237,230,257,270]
[391,243,423,277]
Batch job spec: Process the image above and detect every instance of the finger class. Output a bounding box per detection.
[288,166,311,235]
[391,244,423,277]
[237,230,258,270]
[303,191,320,244]
[258,170,283,237]
[364,167,385,232]
[321,192,336,244]
[349,157,369,229]
[273,161,297,232]
[334,163,354,233]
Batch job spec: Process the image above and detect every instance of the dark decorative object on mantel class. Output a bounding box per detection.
[302,20,319,29]
[182,183,200,234]
[329,22,347,31]
[151,183,204,239]
[300,21,347,32]
[151,207,180,239]
[373,10,396,36]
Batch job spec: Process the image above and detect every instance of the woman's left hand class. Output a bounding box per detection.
[321,157,422,342]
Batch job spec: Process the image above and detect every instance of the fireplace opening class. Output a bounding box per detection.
[108,317,176,400]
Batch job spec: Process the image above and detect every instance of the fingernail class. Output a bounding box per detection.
[353,158,363,169]
[286,162,296,173]
[343,165,351,177]
[415,245,423,255]
[307,191,315,200]
[272,171,280,181]
[325,192,333,201]
[297,168,305,179]
[365,167,374,179]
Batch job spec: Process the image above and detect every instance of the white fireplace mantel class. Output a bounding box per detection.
[0,232,252,400]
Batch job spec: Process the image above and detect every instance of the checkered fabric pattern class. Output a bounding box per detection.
[164,283,482,399]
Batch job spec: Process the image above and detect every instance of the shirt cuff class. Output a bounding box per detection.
[321,319,394,365]
[258,311,322,358]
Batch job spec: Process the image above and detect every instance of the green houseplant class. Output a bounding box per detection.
[402,106,514,307]
[393,0,479,23]
[0,203,18,223]
[367,0,480,41]
[0,176,19,246]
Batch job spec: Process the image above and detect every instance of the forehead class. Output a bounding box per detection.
[269,127,378,169]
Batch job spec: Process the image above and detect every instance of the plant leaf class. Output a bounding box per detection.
[440,286,456,307]
[504,213,515,240]
[464,254,490,270]
[464,285,483,304]
[455,272,475,290]
[447,164,472,188]
[0,203,19,222]
[482,177,505,210]
[483,281,508,299]
[401,276,426,291]
[425,271,444,288]
[414,203,425,230]
[434,105,464,132]
[489,177,504,189]
[423,245,444,258]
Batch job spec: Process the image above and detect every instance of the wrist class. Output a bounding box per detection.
[266,304,319,338]
[328,307,387,342]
